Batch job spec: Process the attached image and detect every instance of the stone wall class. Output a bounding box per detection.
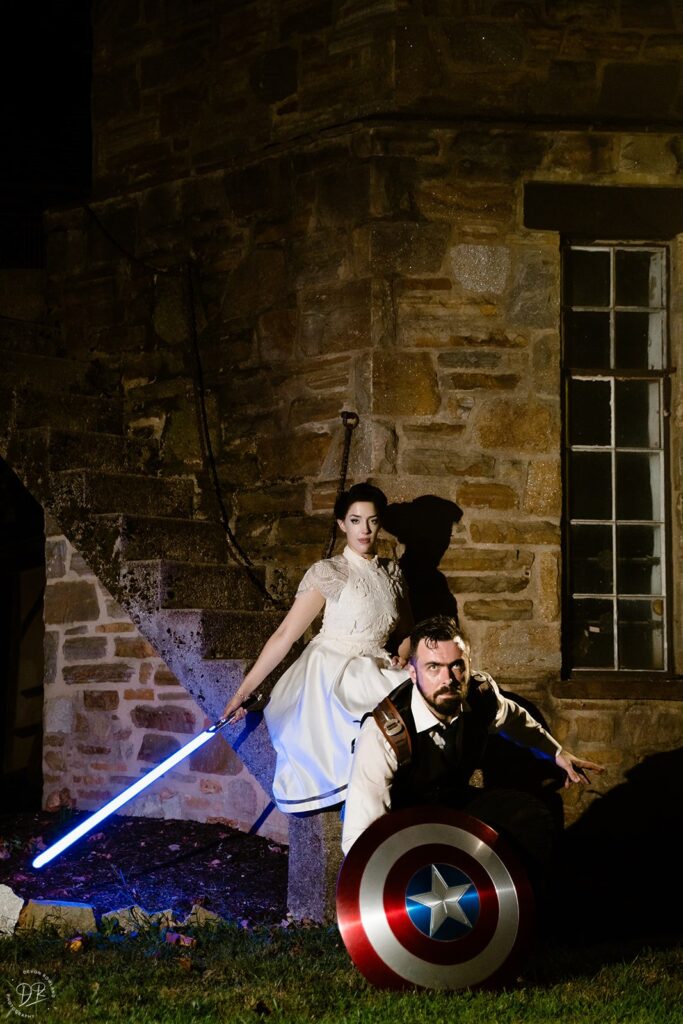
[42,521,287,844]
[92,0,683,195]
[12,0,683,838]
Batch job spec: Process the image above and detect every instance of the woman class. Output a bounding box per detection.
[222,482,412,813]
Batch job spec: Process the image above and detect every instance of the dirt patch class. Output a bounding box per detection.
[0,811,288,925]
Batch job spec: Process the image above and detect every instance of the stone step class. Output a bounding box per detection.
[53,471,194,518]
[11,427,158,476]
[98,514,230,565]
[2,349,91,392]
[159,608,283,660]
[10,387,123,434]
[122,559,267,613]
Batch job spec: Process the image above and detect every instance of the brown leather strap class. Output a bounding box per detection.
[373,696,412,767]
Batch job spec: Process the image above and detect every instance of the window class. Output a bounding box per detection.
[562,243,670,674]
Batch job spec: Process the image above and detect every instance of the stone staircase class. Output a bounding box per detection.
[0,341,282,801]
[1,333,343,921]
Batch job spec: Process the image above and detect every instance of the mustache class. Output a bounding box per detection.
[434,682,467,699]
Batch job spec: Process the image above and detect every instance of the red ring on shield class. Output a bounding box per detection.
[337,806,535,990]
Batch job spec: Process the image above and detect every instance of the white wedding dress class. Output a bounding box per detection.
[263,545,410,813]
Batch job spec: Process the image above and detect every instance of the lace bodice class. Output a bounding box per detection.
[297,546,406,655]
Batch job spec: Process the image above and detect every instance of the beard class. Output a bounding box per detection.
[418,677,469,717]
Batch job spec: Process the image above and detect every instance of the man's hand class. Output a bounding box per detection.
[555,749,605,787]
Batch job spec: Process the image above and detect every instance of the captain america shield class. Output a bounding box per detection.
[336,806,535,990]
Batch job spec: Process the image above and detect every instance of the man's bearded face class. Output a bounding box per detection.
[408,639,470,718]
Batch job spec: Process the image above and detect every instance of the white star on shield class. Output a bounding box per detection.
[408,864,475,937]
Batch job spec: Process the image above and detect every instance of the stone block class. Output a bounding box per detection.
[225,778,258,819]
[44,581,101,624]
[449,244,511,295]
[469,519,559,546]
[414,179,515,228]
[599,62,680,118]
[464,599,533,620]
[115,637,158,659]
[451,131,548,183]
[450,574,529,594]
[69,551,93,575]
[373,351,439,416]
[46,538,67,579]
[44,749,66,771]
[298,279,372,356]
[369,222,450,275]
[18,900,97,936]
[249,46,298,102]
[182,904,224,928]
[402,448,495,478]
[440,546,534,573]
[455,482,517,510]
[0,885,24,937]
[257,308,297,362]
[446,372,520,391]
[289,394,348,428]
[84,690,119,711]
[125,688,155,700]
[524,459,561,516]
[475,398,559,453]
[63,663,135,685]
[257,429,332,478]
[96,622,136,634]
[44,630,59,686]
[189,734,243,776]
[444,19,524,65]
[138,733,182,763]
[44,697,75,734]
[131,705,196,734]
[101,905,153,934]
[155,666,181,686]
[64,637,108,662]
[538,551,560,621]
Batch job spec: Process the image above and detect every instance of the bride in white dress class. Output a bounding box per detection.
[222,483,412,813]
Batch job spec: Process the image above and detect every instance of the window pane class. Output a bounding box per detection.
[565,311,610,368]
[569,379,611,445]
[615,452,661,521]
[614,311,664,369]
[569,451,612,519]
[615,380,660,448]
[616,525,662,595]
[570,524,613,593]
[615,249,664,307]
[617,598,664,670]
[571,598,614,668]
[564,249,610,307]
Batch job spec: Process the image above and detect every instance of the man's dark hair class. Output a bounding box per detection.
[408,616,469,659]
[334,482,388,521]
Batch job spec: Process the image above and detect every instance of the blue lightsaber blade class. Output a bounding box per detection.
[33,713,238,869]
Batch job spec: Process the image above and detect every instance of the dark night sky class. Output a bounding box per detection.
[0,1,92,204]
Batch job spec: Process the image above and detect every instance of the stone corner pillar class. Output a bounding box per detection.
[286,810,344,923]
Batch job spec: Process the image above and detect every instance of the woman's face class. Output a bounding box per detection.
[338,501,381,558]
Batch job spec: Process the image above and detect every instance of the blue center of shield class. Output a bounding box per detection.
[405,863,480,941]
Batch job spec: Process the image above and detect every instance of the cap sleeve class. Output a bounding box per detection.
[296,558,348,602]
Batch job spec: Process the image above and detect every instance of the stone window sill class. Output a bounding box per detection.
[550,677,683,701]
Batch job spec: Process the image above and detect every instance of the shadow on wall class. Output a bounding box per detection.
[550,745,683,941]
[384,495,463,625]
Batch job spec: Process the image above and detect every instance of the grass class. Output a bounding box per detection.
[1,924,681,1024]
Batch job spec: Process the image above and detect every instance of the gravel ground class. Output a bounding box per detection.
[0,811,288,925]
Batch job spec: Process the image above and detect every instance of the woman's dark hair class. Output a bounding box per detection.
[334,482,388,521]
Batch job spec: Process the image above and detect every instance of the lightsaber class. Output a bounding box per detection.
[32,697,261,869]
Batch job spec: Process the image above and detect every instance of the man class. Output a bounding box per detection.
[341,616,603,854]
